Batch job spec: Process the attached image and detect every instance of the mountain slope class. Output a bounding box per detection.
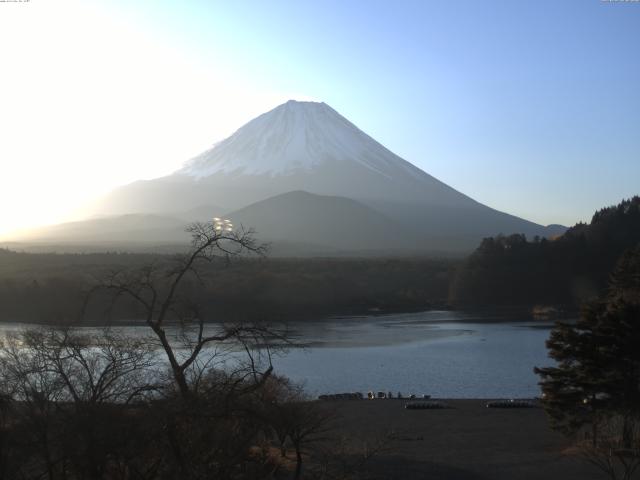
[41,100,562,253]
[226,191,422,254]
[450,196,640,306]
[181,100,439,185]
[20,214,190,244]
[15,192,424,255]
[100,101,477,215]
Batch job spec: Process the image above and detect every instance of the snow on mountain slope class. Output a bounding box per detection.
[67,99,560,254]
[180,100,424,180]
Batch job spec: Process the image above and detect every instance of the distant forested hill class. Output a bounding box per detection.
[449,197,640,307]
[0,251,455,324]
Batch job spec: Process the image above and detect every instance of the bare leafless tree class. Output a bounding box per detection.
[84,221,278,399]
[579,415,640,480]
[12,328,158,405]
[288,401,336,480]
[257,378,337,480]
[0,327,160,480]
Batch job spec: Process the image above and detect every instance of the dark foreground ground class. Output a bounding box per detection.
[325,399,601,480]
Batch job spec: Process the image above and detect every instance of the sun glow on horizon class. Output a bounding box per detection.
[0,1,311,238]
[1,1,638,236]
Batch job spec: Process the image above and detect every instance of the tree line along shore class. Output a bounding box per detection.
[1,196,638,325]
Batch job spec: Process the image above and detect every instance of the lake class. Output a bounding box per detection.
[0,310,556,399]
[271,310,555,399]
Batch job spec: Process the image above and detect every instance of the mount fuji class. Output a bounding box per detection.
[25,100,564,254]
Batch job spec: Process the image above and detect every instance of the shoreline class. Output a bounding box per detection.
[0,303,576,327]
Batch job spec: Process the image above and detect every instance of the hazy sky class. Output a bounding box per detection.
[1,0,639,235]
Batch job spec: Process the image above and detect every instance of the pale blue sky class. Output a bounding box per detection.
[114,0,639,227]
[1,0,638,232]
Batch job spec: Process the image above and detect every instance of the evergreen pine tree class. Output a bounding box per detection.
[535,245,640,448]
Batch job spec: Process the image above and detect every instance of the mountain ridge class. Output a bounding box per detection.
[226,190,423,254]
[179,100,428,181]
[15,100,566,254]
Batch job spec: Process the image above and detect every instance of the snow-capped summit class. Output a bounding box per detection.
[166,99,470,211]
[87,99,559,253]
[179,100,423,180]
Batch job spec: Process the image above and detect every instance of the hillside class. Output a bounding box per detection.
[450,196,640,307]
[226,191,423,255]
[36,100,562,254]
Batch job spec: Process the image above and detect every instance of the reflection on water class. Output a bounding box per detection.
[272,311,556,398]
[0,310,556,399]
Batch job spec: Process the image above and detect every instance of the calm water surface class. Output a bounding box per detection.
[271,310,555,398]
[0,310,556,399]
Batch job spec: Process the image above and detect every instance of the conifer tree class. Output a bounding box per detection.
[535,245,640,449]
